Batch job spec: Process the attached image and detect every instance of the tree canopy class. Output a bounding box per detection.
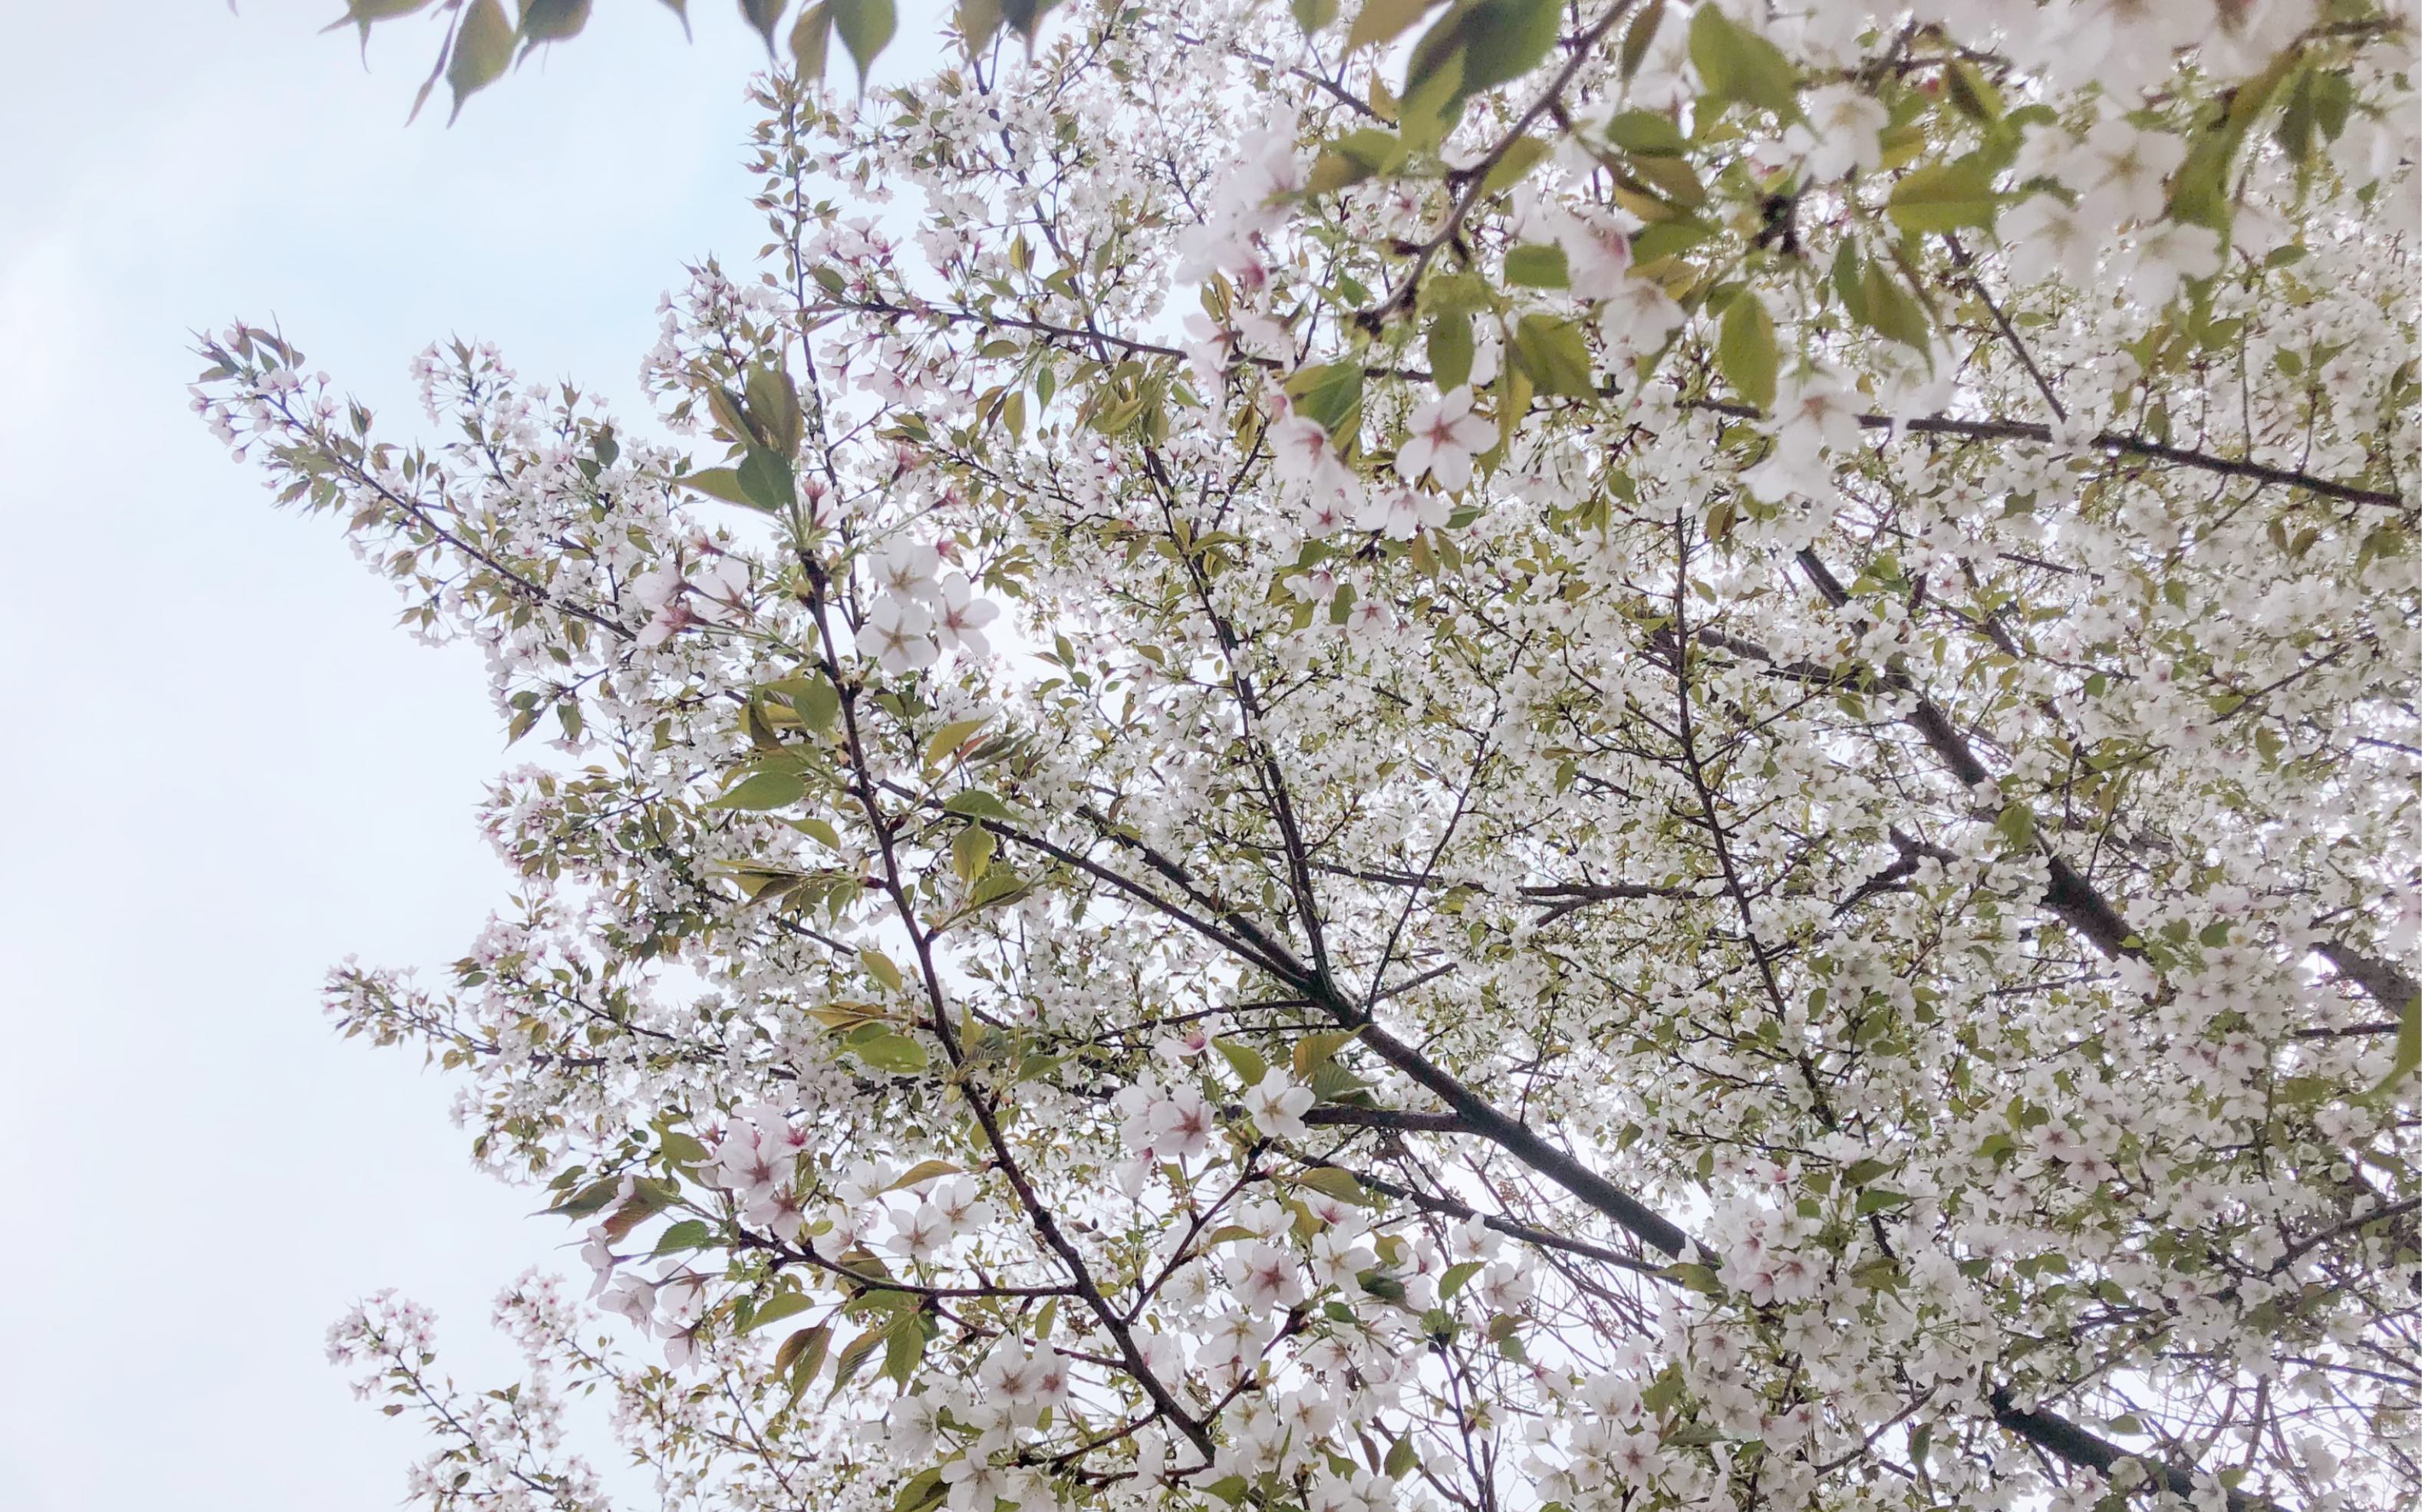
[201,2,2419,1510]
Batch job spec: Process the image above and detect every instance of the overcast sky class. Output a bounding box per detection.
[0,5,860,1507]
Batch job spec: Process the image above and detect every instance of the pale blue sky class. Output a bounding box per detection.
[0,4,881,1507]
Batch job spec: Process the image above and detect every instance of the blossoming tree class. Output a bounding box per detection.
[199,2,2421,1509]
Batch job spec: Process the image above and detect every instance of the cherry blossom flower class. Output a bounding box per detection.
[1362,486,1450,542]
[1226,1240,1308,1314]
[931,573,999,658]
[865,595,936,674]
[1791,85,1887,182]
[1394,386,1492,491]
[1241,1069,1314,1139]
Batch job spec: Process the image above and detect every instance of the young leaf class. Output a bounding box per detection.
[740,0,793,51]
[1347,0,1435,53]
[1618,0,1665,81]
[1688,5,1800,120]
[746,364,804,455]
[998,0,1061,41]
[736,447,797,511]
[924,716,992,769]
[790,1,834,74]
[1511,314,1593,397]
[444,0,516,123]
[706,769,808,811]
[1503,242,1570,288]
[680,467,755,507]
[832,0,895,89]
[1887,158,1999,233]
[957,0,1002,54]
[518,0,592,44]
[1717,292,1778,410]
[776,1321,832,1381]
[1213,1036,1268,1087]
[1427,313,1476,391]
[1292,0,1340,31]
[852,1028,930,1075]
[746,1290,813,1332]
[1455,0,1559,95]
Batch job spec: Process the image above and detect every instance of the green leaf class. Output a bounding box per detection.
[1292,1029,1359,1076]
[1619,0,1666,81]
[967,865,1030,909]
[736,446,797,511]
[746,1290,813,1332]
[740,0,793,51]
[957,0,1001,54]
[832,0,895,88]
[923,716,992,769]
[881,1312,928,1385]
[1665,1262,1725,1296]
[1856,1188,1912,1215]
[707,769,807,811]
[1440,1260,1485,1299]
[1283,361,1365,433]
[1482,135,1553,193]
[445,0,516,123]
[1457,0,1559,94]
[1503,242,1570,288]
[1605,108,1686,156]
[1291,0,1340,31]
[767,673,841,732]
[1687,5,1800,120]
[545,1176,622,1218]
[827,1326,885,1398]
[892,1467,947,1512]
[2173,48,2300,232]
[1511,314,1593,397]
[1297,1167,1370,1205]
[1858,262,1931,351]
[1717,292,1778,410]
[1427,313,1475,390]
[518,0,591,43]
[942,789,1017,821]
[882,1159,963,1193]
[852,1028,931,1075]
[1396,37,1466,153]
[325,0,440,43]
[862,947,905,991]
[790,1,834,74]
[1348,0,1435,52]
[2363,990,2420,1102]
[1630,216,1717,263]
[652,1218,713,1255]
[680,467,754,507]
[746,364,804,455]
[997,0,1061,41]
[776,1320,832,1380]
[1993,801,2036,850]
[951,823,997,882]
[1887,158,1999,233]
[1213,1036,1268,1086]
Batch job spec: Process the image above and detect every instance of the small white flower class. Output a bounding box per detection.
[1395,386,1494,491]
[1242,1070,1315,1140]
[931,572,1000,658]
[1792,86,1888,183]
[865,594,937,674]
